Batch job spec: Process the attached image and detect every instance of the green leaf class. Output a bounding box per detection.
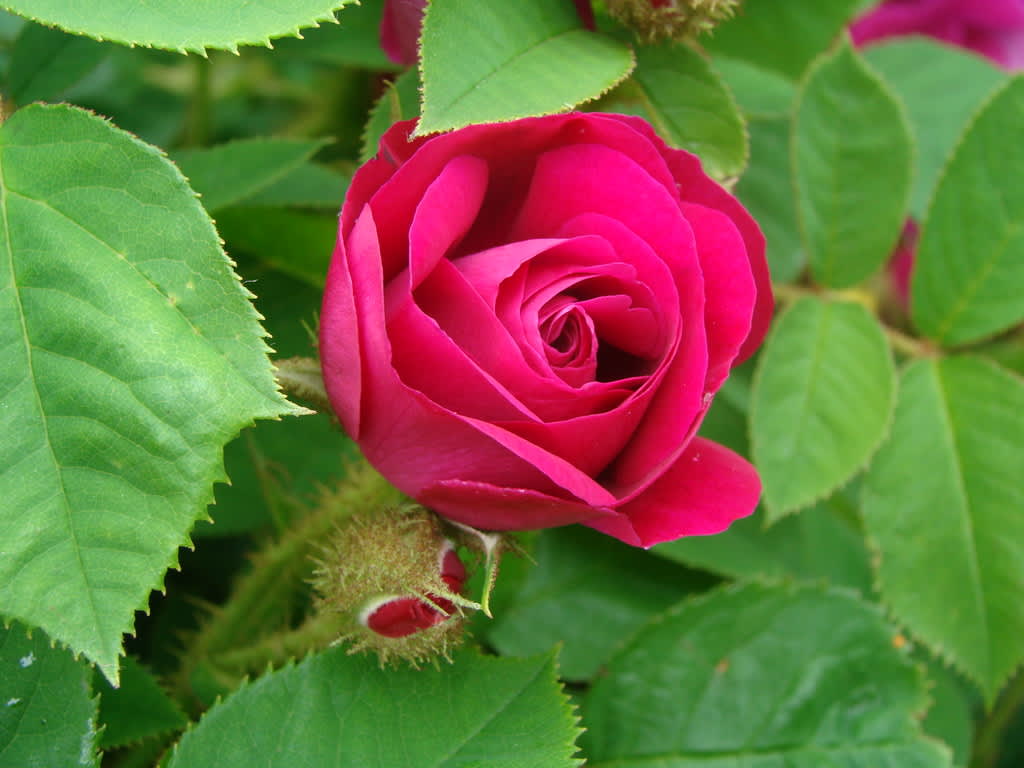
[712,56,796,120]
[272,0,397,71]
[242,162,348,209]
[864,39,1006,217]
[920,660,975,768]
[583,582,949,768]
[96,655,186,749]
[656,494,872,593]
[629,42,747,180]
[0,0,355,53]
[361,68,422,163]
[911,76,1024,346]
[751,297,896,520]
[173,138,330,213]
[486,527,715,681]
[861,357,1024,702]
[7,21,108,105]
[735,117,804,282]
[704,0,863,80]
[217,207,336,288]
[0,103,295,682]
[418,0,634,135]
[793,38,913,288]
[168,648,582,767]
[0,622,98,767]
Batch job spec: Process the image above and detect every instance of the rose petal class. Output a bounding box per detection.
[587,437,761,548]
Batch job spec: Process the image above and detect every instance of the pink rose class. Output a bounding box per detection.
[319,113,772,547]
[851,0,1024,70]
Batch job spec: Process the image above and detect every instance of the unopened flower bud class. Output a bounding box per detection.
[606,0,740,43]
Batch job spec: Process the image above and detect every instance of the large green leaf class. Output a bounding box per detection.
[485,527,714,681]
[168,648,582,767]
[272,0,397,71]
[95,655,186,749]
[7,21,108,105]
[704,0,862,80]
[583,582,949,768]
[864,39,1006,217]
[172,138,330,213]
[712,56,796,120]
[0,0,354,53]
[0,622,98,768]
[418,0,634,135]
[911,77,1024,346]
[630,42,747,179]
[0,103,295,682]
[861,357,1024,703]
[751,297,896,520]
[793,38,913,288]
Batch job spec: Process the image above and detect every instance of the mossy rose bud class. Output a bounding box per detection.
[605,0,740,43]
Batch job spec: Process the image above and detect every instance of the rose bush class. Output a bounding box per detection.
[319,112,772,547]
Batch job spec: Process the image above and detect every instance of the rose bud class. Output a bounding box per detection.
[312,505,470,665]
[851,0,1024,71]
[605,0,740,43]
[320,112,772,549]
[887,218,919,312]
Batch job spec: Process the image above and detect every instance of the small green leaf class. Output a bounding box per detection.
[168,648,582,767]
[486,527,715,681]
[862,357,1024,703]
[793,38,913,288]
[96,656,186,749]
[735,117,804,282]
[0,104,295,682]
[173,138,330,213]
[630,42,747,179]
[656,494,872,592]
[864,39,1006,217]
[217,207,336,288]
[704,0,863,80]
[272,0,397,71]
[8,21,108,105]
[242,162,348,209]
[1,622,98,768]
[361,68,422,163]
[418,0,634,135]
[911,76,1024,346]
[751,297,896,520]
[921,660,975,768]
[0,0,355,53]
[583,582,949,768]
[713,55,796,119]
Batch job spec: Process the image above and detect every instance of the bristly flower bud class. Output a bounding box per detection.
[311,504,472,666]
[606,0,740,44]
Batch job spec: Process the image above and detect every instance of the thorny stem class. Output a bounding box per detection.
[972,668,1024,768]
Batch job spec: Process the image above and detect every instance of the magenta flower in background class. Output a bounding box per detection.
[851,0,1024,70]
[320,112,772,548]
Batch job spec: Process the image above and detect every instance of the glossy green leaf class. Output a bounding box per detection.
[0,0,355,53]
[631,42,747,179]
[656,494,872,593]
[583,582,949,768]
[7,21,108,105]
[0,622,98,767]
[361,68,422,163]
[168,648,582,767]
[0,103,295,682]
[793,39,913,288]
[96,655,186,749]
[418,0,634,135]
[173,138,330,213]
[704,0,862,80]
[864,39,1006,217]
[751,298,896,520]
[735,117,804,282]
[486,527,715,681]
[712,56,796,119]
[911,77,1024,345]
[862,357,1024,702]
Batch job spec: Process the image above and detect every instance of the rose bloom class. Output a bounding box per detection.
[851,0,1024,70]
[320,113,772,547]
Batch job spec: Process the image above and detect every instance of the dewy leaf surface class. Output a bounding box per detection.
[0,0,354,53]
[911,76,1024,346]
[751,297,896,520]
[167,648,582,768]
[631,42,747,180]
[417,0,633,135]
[583,583,950,768]
[793,39,913,289]
[0,104,295,682]
[0,622,99,768]
[862,357,1024,703]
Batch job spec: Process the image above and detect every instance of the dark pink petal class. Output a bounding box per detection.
[587,437,762,548]
[574,0,596,29]
[364,595,450,638]
[439,544,467,592]
[380,0,427,67]
[320,232,364,437]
